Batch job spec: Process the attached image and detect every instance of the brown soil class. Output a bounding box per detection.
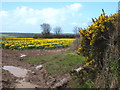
[2,48,71,88]
[2,69,17,88]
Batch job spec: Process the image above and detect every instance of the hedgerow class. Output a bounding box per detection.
[78,9,118,69]
[71,10,120,88]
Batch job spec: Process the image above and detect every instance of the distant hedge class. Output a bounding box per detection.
[33,34,79,38]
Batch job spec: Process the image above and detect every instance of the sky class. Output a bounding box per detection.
[0,2,119,34]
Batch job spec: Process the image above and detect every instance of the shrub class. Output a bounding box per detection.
[78,10,118,69]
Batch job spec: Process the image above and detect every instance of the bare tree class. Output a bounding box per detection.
[73,26,81,36]
[40,23,51,36]
[54,26,62,35]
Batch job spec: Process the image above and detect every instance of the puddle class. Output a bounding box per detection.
[3,66,29,78]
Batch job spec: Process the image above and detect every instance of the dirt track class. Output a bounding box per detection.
[2,48,71,88]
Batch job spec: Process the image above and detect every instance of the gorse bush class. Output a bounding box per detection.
[78,9,118,69]
[73,10,120,88]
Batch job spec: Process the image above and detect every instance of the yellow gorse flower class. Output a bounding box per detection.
[78,10,118,67]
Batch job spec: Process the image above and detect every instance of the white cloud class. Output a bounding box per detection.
[25,17,38,25]
[40,8,59,18]
[0,11,8,17]
[0,3,84,33]
[67,3,82,11]
[15,6,27,16]
[71,22,78,26]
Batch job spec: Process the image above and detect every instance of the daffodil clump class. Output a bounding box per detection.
[1,38,75,49]
[78,10,118,68]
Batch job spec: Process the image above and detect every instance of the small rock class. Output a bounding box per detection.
[31,71,36,75]
[20,54,27,57]
[75,67,82,72]
[35,65,43,70]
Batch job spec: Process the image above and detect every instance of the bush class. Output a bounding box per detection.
[76,10,119,88]
[78,10,118,69]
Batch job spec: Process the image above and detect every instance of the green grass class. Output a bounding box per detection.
[75,80,94,88]
[24,49,85,75]
[67,78,95,88]
[0,34,14,38]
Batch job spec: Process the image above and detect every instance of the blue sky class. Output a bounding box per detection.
[0,2,118,33]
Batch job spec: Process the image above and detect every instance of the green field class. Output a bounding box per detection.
[0,34,14,38]
[0,33,36,38]
[24,49,85,75]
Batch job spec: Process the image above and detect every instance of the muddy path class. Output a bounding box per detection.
[2,48,71,88]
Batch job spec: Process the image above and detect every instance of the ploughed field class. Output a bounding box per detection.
[1,38,85,88]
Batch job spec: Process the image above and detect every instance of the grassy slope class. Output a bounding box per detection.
[24,49,85,75]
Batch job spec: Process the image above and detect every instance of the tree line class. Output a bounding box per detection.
[33,23,80,38]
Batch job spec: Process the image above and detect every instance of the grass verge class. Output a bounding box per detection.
[24,48,85,75]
